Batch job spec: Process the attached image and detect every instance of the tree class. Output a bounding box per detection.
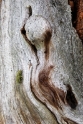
[0,0,83,124]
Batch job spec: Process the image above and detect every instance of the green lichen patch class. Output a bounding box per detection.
[16,70,23,83]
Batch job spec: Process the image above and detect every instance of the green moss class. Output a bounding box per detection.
[16,70,23,83]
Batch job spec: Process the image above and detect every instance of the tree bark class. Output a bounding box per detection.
[0,0,83,124]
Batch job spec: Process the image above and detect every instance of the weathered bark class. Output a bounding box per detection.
[0,0,83,124]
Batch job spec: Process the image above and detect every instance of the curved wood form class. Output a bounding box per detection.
[20,5,80,124]
[1,0,83,124]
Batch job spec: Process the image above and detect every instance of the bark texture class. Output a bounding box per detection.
[68,0,83,42]
[0,0,83,124]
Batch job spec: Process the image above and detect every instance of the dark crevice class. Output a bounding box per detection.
[66,84,78,109]
[44,30,52,60]
[50,0,56,7]
[21,25,26,35]
[28,5,32,17]
[68,0,83,44]
[68,0,78,28]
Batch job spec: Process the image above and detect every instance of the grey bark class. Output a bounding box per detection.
[0,0,83,124]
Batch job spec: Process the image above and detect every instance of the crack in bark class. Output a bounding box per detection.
[66,84,78,109]
[44,32,51,60]
[68,0,83,43]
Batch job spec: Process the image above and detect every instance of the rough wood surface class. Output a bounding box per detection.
[0,0,83,124]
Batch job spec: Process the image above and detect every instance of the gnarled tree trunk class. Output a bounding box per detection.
[0,0,83,124]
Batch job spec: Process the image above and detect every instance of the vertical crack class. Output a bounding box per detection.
[44,30,52,60]
[68,0,83,43]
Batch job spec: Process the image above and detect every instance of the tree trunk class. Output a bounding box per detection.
[0,0,83,124]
